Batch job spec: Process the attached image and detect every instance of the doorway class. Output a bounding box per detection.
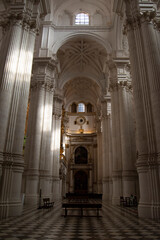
[74,171,88,194]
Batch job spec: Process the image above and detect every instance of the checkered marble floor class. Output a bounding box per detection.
[0,201,160,240]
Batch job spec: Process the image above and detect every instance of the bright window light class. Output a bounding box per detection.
[78,103,85,112]
[75,13,89,25]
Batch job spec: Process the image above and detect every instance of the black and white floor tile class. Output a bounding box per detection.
[0,201,160,240]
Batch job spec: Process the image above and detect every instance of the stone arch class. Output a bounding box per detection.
[52,32,112,55]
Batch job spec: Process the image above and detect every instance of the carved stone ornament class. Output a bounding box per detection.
[75,116,86,126]
[0,1,41,34]
[31,80,54,92]
[124,9,159,32]
[109,82,119,92]
[1,152,24,169]
[119,81,133,91]
[109,81,132,92]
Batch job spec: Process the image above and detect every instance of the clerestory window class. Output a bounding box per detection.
[78,103,85,112]
[75,12,89,25]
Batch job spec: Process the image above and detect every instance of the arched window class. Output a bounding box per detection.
[78,103,85,112]
[75,12,89,25]
[71,102,77,113]
[87,103,93,113]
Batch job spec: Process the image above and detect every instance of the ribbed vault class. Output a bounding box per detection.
[57,37,108,90]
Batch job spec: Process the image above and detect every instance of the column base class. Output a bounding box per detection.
[39,173,52,199]
[97,181,102,194]
[102,180,110,200]
[24,195,39,205]
[112,172,122,205]
[52,178,61,201]
[122,170,138,197]
[0,202,23,219]
[112,196,120,205]
[138,202,160,219]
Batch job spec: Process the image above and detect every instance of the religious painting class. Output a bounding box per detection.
[75,146,88,164]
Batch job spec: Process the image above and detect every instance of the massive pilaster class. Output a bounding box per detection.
[108,115,113,201]
[96,115,103,193]
[109,65,122,205]
[101,100,112,200]
[124,0,160,218]
[51,89,63,201]
[109,62,137,204]
[118,80,137,198]
[0,0,46,218]
[93,139,98,192]
[24,57,56,204]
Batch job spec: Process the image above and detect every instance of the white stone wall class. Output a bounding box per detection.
[67,114,96,134]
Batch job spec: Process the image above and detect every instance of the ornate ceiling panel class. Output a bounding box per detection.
[57,37,107,81]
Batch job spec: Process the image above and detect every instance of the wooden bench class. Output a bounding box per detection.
[43,198,54,208]
[62,200,102,217]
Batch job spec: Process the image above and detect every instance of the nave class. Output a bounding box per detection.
[0,202,160,240]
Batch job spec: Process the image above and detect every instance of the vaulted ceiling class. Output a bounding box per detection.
[57,37,108,90]
[63,77,101,110]
[51,0,115,108]
[50,0,115,27]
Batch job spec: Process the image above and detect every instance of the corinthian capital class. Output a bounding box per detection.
[31,80,54,92]
[125,0,140,21]
[0,0,50,33]
[109,82,119,92]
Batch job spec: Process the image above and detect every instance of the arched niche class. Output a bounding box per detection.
[71,102,77,113]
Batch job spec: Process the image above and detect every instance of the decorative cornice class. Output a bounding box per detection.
[136,152,160,169]
[31,57,58,92]
[33,57,58,70]
[0,152,24,168]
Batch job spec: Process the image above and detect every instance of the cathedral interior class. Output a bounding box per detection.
[0,0,160,239]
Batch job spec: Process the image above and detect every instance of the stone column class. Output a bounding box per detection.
[109,65,122,205]
[124,0,160,218]
[93,139,97,193]
[118,81,137,197]
[101,100,110,200]
[24,58,56,204]
[140,13,160,219]
[0,1,41,218]
[108,115,113,201]
[51,91,63,201]
[96,117,103,194]
[70,169,74,193]
[88,169,92,193]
